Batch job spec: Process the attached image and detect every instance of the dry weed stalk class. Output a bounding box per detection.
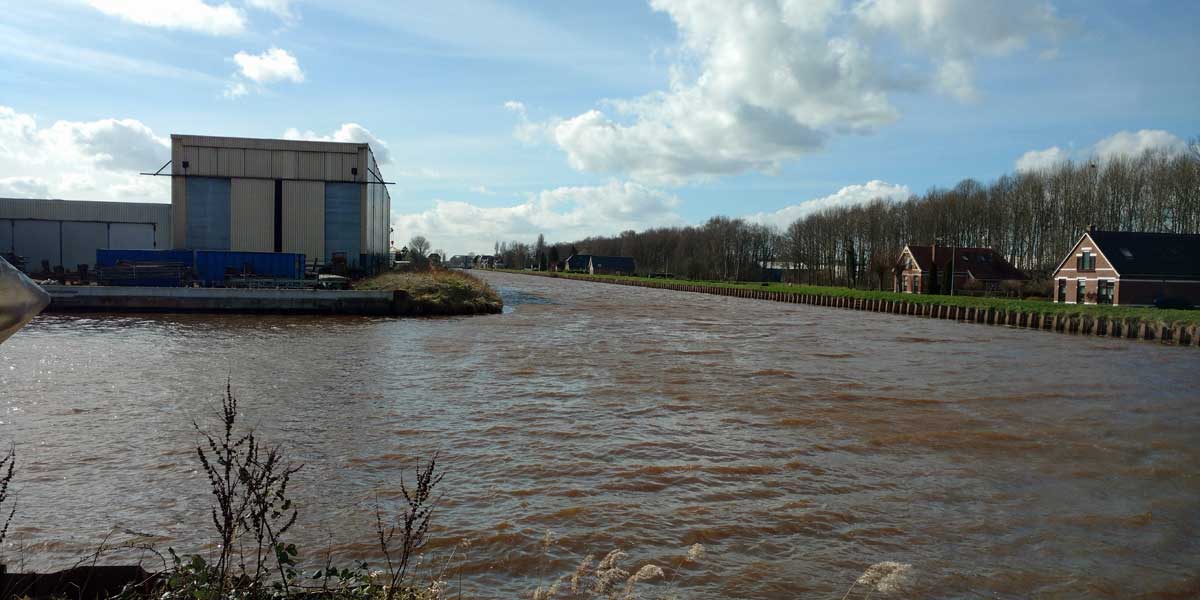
[375,454,445,600]
[193,380,302,595]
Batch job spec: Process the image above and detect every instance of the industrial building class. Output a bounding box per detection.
[0,197,171,274]
[169,134,391,270]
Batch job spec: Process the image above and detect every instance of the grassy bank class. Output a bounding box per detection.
[355,269,502,316]
[500,269,1200,327]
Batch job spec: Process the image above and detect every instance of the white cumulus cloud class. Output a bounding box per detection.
[84,0,245,35]
[391,181,683,253]
[233,47,304,83]
[225,48,304,98]
[1014,129,1188,171]
[1091,129,1187,161]
[1014,146,1070,172]
[0,177,51,198]
[746,180,911,225]
[246,0,297,21]
[855,0,1064,101]
[0,105,169,202]
[283,123,391,164]
[513,0,1066,184]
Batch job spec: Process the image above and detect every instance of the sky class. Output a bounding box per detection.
[1,0,1198,254]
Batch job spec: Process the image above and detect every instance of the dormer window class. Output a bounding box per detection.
[1120,248,1133,259]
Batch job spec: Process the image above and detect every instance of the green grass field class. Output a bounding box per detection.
[499,269,1200,326]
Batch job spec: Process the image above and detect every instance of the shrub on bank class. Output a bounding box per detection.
[355,270,502,315]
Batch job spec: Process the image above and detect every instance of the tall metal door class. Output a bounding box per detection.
[186,177,231,250]
[324,182,360,266]
[62,221,108,270]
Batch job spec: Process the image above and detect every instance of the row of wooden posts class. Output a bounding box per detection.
[546,274,1197,347]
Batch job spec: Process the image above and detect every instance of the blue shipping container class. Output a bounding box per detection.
[194,251,306,285]
[96,249,195,268]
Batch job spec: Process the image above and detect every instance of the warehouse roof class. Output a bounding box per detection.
[172,134,368,154]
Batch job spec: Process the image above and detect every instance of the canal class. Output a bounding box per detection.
[1,270,1197,598]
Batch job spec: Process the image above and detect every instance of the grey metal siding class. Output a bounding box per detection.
[185,177,231,250]
[324,182,361,266]
[172,176,187,248]
[230,178,275,252]
[14,220,61,270]
[282,181,324,261]
[245,149,272,178]
[217,147,246,177]
[0,219,11,254]
[109,223,156,249]
[62,221,108,268]
[271,150,297,179]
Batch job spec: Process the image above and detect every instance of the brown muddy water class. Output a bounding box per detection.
[1,270,1197,598]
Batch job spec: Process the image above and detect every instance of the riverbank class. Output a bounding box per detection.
[500,270,1200,346]
[354,269,502,315]
[40,270,501,316]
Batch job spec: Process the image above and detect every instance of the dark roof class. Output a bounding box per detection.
[901,245,1026,281]
[563,254,591,269]
[589,256,636,272]
[1088,230,1200,279]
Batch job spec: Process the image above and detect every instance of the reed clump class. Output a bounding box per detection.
[355,270,502,315]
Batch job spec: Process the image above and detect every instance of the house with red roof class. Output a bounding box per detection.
[894,244,1026,295]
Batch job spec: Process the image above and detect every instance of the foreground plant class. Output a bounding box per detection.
[840,561,915,599]
[0,445,15,554]
[530,542,704,600]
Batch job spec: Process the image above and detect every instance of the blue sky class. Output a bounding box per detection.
[1,0,1197,254]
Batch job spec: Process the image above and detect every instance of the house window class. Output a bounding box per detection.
[1077,250,1096,272]
[1098,280,1114,305]
[1076,279,1086,304]
[900,276,908,292]
[912,275,920,293]
[1057,279,1066,303]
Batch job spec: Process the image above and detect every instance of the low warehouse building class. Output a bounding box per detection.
[0,197,171,274]
[169,134,391,271]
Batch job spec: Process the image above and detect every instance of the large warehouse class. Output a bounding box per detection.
[170,134,391,269]
[0,197,171,273]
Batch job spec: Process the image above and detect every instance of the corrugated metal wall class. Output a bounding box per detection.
[282,180,324,261]
[174,136,362,182]
[230,178,274,252]
[185,177,231,250]
[0,219,11,254]
[170,136,390,269]
[14,220,59,270]
[62,222,108,269]
[109,223,156,249]
[324,182,361,266]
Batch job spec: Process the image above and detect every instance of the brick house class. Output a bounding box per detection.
[1051,228,1200,307]
[894,244,1026,295]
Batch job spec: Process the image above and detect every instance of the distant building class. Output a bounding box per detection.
[170,134,391,271]
[895,244,1025,295]
[1051,227,1200,307]
[563,254,636,275]
[1,197,171,274]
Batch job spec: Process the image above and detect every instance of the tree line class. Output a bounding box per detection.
[494,147,1199,289]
